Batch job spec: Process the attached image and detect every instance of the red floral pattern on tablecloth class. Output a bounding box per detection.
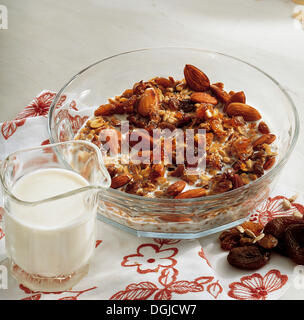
[250,195,304,226]
[1,91,63,140]
[228,270,288,300]
[122,243,178,274]
[111,238,223,300]
[19,284,97,300]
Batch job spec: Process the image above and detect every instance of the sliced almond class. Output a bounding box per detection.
[236,225,245,233]
[244,229,256,238]
[253,233,265,244]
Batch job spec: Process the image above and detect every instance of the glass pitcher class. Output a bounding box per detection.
[0,140,111,292]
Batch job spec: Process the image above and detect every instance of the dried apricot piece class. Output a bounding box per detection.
[241,221,264,236]
[284,224,304,265]
[227,246,270,270]
[264,216,304,239]
[219,228,241,250]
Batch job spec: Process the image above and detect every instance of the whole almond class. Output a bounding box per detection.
[225,91,246,111]
[228,91,246,104]
[154,77,172,88]
[252,133,276,148]
[266,133,276,144]
[252,134,271,148]
[138,88,158,117]
[94,104,116,117]
[190,92,218,105]
[110,174,131,189]
[263,157,275,170]
[210,84,230,104]
[184,64,210,92]
[231,174,244,189]
[175,188,207,199]
[167,180,187,196]
[226,102,261,121]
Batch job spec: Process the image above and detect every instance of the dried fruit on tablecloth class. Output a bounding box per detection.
[227,246,271,270]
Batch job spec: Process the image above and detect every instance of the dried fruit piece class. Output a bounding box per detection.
[190,92,217,104]
[111,174,131,189]
[264,216,304,239]
[94,104,116,116]
[241,221,264,236]
[167,180,186,196]
[138,88,158,117]
[284,224,304,264]
[257,234,278,249]
[219,229,241,251]
[150,164,165,180]
[227,246,270,270]
[184,64,210,92]
[174,188,207,199]
[226,103,261,121]
[258,121,270,134]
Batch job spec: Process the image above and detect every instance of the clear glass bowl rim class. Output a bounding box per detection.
[48,47,300,204]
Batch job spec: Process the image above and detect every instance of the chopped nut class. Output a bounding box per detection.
[288,194,298,203]
[244,229,256,239]
[282,198,292,210]
[252,233,265,244]
[236,225,245,234]
[293,210,303,219]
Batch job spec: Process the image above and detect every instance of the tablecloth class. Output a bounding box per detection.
[0,91,302,300]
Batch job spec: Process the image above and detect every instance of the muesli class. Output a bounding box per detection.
[75,64,277,199]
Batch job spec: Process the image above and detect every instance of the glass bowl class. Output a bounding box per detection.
[48,48,299,239]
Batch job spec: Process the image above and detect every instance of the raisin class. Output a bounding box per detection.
[179,99,195,112]
[168,98,180,111]
[264,216,304,239]
[284,224,304,265]
[257,234,278,249]
[227,246,271,270]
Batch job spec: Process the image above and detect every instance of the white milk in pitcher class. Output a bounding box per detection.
[5,168,96,289]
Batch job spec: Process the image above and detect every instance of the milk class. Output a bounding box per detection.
[4,168,96,278]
